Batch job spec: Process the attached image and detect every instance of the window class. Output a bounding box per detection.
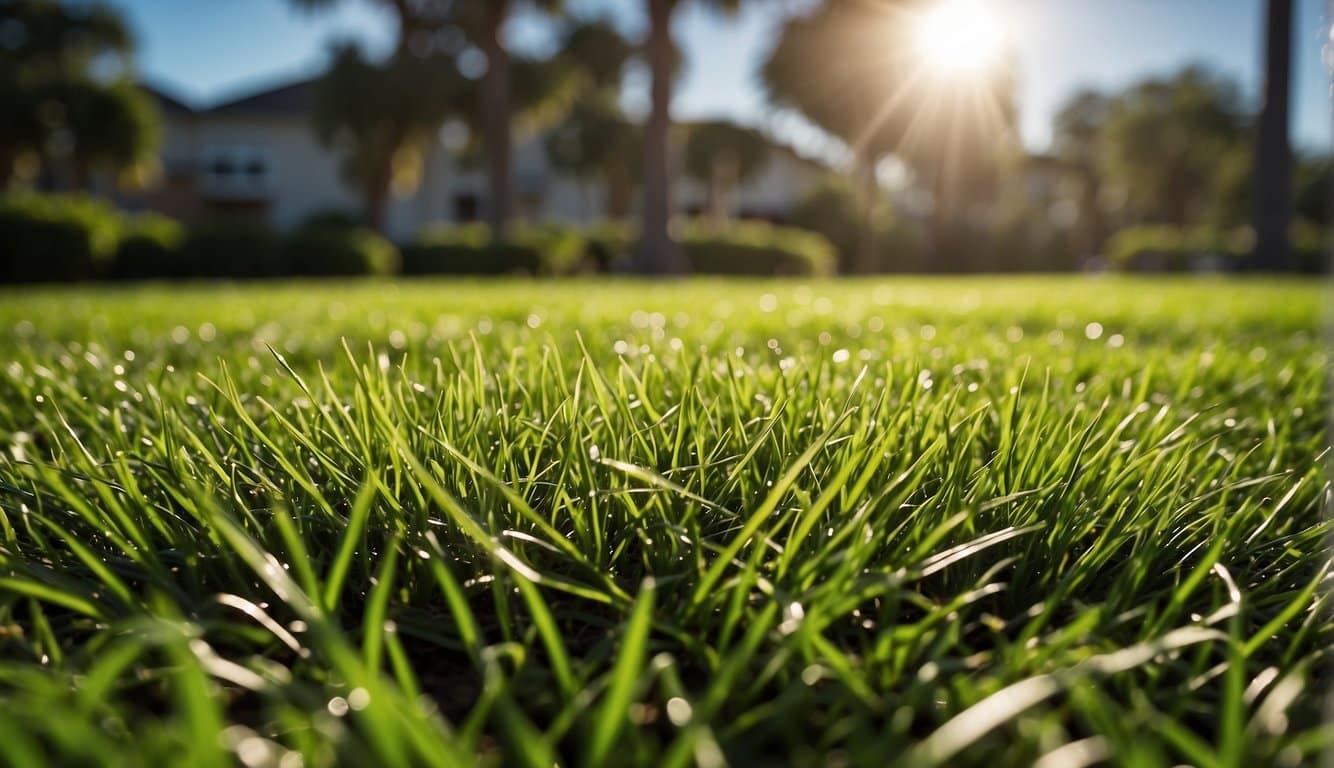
[203,145,270,194]
[453,193,479,222]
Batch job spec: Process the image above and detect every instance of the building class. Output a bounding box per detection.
[133,78,828,241]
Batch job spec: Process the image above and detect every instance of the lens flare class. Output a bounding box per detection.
[916,0,1005,75]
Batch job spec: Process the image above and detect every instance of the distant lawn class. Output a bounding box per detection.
[0,277,1327,766]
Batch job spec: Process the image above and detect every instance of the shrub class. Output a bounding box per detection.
[283,225,399,277]
[1288,220,1329,274]
[179,224,286,279]
[516,223,589,275]
[112,213,188,280]
[787,176,918,273]
[677,219,837,276]
[581,221,637,271]
[403,223,586,276]
[0,194,121,283]
[1106,223,1328,274]
[299,209,364,232]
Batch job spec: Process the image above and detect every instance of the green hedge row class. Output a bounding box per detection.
[573,220,837,276]
[1107,223,1328,274]
[1,195,839,282]
[402,223,585,276]
[0,195,399,283]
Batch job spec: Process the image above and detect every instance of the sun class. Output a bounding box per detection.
[915,0,1006,76]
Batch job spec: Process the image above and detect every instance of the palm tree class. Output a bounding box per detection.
[294,1,564,241]
[313,44,463,232]
[1251,0,1293,270]
[683,120,771,221]
[637,0,742,274]
[1053,90,1111,261]
[0,0,150,190]
[471,1,517,240]
[545,100,641,218]
[763,0,1015,273]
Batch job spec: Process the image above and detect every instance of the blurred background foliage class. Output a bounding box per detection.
[0,0,1327,281]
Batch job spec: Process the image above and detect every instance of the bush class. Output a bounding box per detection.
[0,194,121,283]
[179,224,286,279]
[1107,226,1244,272]
[1106,223,1327,274]
[551,219,837,276]
[112,213,188,280]
[677,220,837,276]
[403,223,586,276]
[299,209,364,232]
[283,225,399,277]
[581,221,636,271]
[1288,220,1329,274]
[787,176,918,273]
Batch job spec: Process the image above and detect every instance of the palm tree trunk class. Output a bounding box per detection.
[362,147,395,234]
[607,166,633,219]
[363,177,390,235]
[1078,168,1105,264]
[853,159,879,274]
[1251,0,1293,271]
[636,0,681,274]
[479,0,514,242]
[70,155,91,193]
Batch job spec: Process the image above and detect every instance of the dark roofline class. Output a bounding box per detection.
[200,77,318,118]
[139,81,196,116]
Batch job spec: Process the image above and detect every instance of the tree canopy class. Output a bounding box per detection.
[0,0,157,189]
[313,42,465,230]
[1096,67,1246,226]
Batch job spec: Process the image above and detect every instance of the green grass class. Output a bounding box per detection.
[0,277,1328,767]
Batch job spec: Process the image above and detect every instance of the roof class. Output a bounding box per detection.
[202,78,318,118]
[140,82,196,116]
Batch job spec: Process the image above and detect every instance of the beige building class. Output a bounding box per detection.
[134,78,828,241]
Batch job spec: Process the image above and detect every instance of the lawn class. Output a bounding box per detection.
[0,277,1327,767]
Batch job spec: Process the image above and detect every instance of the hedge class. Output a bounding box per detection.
[284,225,400,277]
[677,220,837,276]
[558,219,838,276]
[1107,224,1326,274]
[0,194,121,283]
[402,223,585,276]
[112,213,188,280]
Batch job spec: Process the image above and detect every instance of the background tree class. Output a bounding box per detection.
[1293,154,1331,227]
[764,0,1016,272]
[296,0,569,239]
[313,43,463,232]
[1096,67,1246,227]
[556,18,635,94]
[682,120,770,221]
[44,80,158,189]
[1052,90,1111,259]
[1251,0,1293,270]
[0,0,156,190]
[542,18,640,219]
[637,0,742,275]
[544,100,640,217]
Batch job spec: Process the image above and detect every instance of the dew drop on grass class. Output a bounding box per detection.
[666,697,692,726]
[1084,322,1103,340]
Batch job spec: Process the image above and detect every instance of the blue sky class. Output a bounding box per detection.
[113,0,1332,154]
